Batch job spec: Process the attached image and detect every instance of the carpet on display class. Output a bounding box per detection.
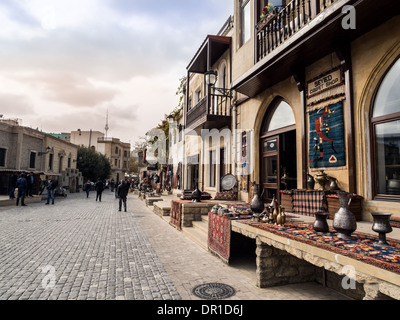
[170,199,191,231]
[239,220,400,274]
[208,213,231,264]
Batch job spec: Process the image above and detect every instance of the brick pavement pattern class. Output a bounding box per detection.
[0,192,180,300]
[0,192,348,300]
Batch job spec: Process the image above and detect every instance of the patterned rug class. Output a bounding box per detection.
[170,200,191,231]
[208,213,231,264]
[239,221,400,274]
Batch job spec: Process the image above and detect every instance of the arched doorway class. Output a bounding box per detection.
[260,98,297,203]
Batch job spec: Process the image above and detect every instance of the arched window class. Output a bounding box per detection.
[262,100,295,133]
[371,56,400,199]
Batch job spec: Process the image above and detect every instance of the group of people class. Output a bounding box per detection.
[10,172,131,211]
[9,172,58,207]
[84,178,131,212]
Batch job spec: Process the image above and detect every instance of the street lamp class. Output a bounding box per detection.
[205,70,218,86]
[167,114,174,124]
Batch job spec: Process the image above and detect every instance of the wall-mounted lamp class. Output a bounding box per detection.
[167,114,174,124]
[38,146,51,156]
[205,70,218,86]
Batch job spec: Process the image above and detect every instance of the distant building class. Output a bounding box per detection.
[0,121,83,195]
[69,130,104,150]
[97,137,131,183]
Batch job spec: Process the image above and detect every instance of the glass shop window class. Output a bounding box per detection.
[209,150,216,188]
[372,56,400,199]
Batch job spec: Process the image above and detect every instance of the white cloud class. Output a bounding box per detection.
[0,0,234,145]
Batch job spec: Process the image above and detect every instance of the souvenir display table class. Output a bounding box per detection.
[207,205,400,299]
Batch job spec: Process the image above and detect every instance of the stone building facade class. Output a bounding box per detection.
[0,120,82,195]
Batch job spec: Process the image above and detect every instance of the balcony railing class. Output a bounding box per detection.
[256,0,339,61]
[186,86,232,129]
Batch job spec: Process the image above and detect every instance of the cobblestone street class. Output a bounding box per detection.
[0,191,348,301]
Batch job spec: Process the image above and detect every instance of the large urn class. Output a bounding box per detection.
[191,185,202,203]
[333,192,357,239]
[250,183,265,221]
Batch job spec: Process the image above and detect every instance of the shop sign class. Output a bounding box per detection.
[307,68,344,98]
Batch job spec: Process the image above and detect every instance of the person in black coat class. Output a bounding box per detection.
[117,180,130,212]
[95,178,104,202]
[9,172,17,199]
[16,174,28,206]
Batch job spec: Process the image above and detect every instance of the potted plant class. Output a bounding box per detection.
[257,3,276,30]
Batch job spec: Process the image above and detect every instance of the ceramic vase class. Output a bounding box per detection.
[191,185,201,203]
[371,213,393,247]
[333,192,357,239]
[313,212,330,232]
[276,207,286,226]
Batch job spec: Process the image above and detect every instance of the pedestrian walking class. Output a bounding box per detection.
[27,172,34,197]
[95,178,104,202]
[45,177,58,205]
[115,180,120,198]
[118,180,130,212]
[16,173,28,206]
[9,172,17,199]
[84,180,91,198]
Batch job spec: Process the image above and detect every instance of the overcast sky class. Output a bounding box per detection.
[0,0,233,147]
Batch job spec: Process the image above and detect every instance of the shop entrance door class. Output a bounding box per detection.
[261,136,280,202]
[260,99,297,204]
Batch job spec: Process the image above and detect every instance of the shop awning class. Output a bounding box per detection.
[187,35,231,74]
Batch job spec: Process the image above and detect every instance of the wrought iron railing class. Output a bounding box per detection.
[186,87,232,128]
[256,0,339,61]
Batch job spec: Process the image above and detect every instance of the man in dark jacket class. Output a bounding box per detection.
[117,180,130,212]
[95,178,104,202]
[45,177,58,205]
[9,172,17,199]
[16,174,28,206]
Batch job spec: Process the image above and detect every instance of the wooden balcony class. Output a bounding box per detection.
[186,87,232,131]
[233,0,400,97]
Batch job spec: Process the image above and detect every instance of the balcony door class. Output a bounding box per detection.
[260,99,296,203]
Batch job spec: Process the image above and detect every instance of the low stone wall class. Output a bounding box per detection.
[153,202,171,217]
[145,196,163,207]
[256,239,318,288]
[232,222,400,300]
[181,203,215,228]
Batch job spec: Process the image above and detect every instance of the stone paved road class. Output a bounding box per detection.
[0,192,180,300]
[0,191,348,301]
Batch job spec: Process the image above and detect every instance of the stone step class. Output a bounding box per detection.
[182,226,208,251]
[153,201,171,217]
[192,219,208,234]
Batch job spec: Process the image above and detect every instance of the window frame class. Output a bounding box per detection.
[371,112,400,201]
[29,151,37,169]
[370,55,400,201]
[0,148,7,167]
[208,149,217,188]
[240,0,251,47]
